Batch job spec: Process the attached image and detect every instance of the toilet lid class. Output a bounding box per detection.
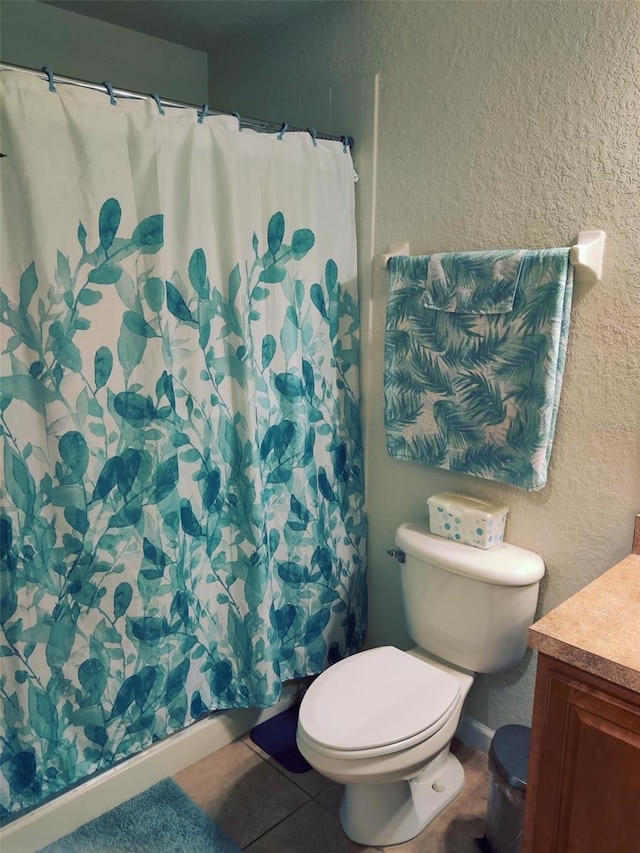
[298,646,461,751]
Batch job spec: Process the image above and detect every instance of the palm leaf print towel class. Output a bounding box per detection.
[384,248,573,491]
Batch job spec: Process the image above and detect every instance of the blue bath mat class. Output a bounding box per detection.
[250,704,312,773]
[39,778,240,852]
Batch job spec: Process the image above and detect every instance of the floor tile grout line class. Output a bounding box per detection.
[241,796,314,850]
[221,737,384,849]
[275,764,332,798]
[239,739,317,849]
[311,785,340,815]
[177,735,489,852]
[243,734,331,798]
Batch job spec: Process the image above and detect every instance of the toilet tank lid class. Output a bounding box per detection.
[396,522,545,586]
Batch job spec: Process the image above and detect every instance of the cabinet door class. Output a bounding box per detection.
[524,655,640,853]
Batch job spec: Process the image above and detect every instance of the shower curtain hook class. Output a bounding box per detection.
[103,81,117,106]
[231,111,242,131]
[149,92,165,116]
[341,136,350,154]
[197,104,209,124]
[307,127,318,147]
[41,66,56,93]
[277,122,288,140]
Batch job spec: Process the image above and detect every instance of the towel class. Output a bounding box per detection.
[384,248,573,491]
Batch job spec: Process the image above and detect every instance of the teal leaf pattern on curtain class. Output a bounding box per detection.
[385,250,573,491]
[0,204,366,820]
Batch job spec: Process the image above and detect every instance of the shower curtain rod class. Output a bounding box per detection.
[0,62,354,149]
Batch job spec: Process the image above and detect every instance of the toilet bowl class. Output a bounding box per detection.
[296,646,474,846]
[296,520,544,846]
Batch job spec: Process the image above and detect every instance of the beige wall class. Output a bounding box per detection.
[1,0,208,103]
[209,1,640,730]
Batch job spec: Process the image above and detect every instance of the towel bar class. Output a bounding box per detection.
[381,230,606,285]
[569,230,606,286]
[380,242,410,268]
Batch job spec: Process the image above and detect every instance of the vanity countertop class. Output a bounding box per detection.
[528,553,640,694]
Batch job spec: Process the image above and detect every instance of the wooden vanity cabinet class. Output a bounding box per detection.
[523,653,640,853]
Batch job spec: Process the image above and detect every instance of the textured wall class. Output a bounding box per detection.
[1,0,208,103]
[210,0,640,731]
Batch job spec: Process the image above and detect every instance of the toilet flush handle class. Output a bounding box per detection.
[387,548,406,563]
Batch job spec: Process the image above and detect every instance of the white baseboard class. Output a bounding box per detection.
[455,714,495,754]
[1,685,299,853]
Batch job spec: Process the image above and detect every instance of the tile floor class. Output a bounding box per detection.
[174,735,490,852]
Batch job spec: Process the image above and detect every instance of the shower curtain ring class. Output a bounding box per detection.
[103,81,117,106]
[198,104,209,124]
[277,122,288,140]
[150,92,165,115]
[231,111,242,131]
[341,136,350,153]
[307,127,318,147]
[41,66,56,93]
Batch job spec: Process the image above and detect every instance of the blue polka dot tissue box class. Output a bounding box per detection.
[427,492,509,549]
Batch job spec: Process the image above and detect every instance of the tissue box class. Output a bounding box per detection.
[427,492,509,549]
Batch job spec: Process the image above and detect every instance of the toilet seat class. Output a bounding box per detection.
[298,646,461,759]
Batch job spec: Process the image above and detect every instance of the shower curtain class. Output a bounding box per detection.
[0,73,366,820]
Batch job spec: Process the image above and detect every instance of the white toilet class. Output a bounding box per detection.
[296,521,545,847]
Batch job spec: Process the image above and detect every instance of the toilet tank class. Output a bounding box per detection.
[395,522,545,674]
